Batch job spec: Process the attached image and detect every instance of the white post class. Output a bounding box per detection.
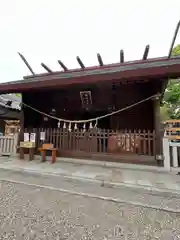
[172,145,178,167]
[163,137,171,171]
[0,137,2,156]
[12,133,19,156]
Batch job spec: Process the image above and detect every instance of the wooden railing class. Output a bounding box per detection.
[25,128,156,156]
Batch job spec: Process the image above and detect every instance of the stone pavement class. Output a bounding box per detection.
[1,156,180,194]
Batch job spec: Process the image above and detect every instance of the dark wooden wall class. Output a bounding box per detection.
[23,79,162,130]
[110,81,154,130]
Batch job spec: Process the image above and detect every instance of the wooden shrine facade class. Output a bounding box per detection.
[25,127,156,164]
[1,44,180,163]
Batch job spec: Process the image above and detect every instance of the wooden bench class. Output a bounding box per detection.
[39,143,57,163]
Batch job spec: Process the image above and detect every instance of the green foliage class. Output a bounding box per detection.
[160,104,170,122]
[161,45,180,120]
[171,44,180,56]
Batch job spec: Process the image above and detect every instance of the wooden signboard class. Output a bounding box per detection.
[20,141,35,148]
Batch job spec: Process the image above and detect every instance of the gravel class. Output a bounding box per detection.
[0,180,180,239]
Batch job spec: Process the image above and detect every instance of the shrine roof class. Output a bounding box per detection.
[0,20,180,94]
[1,54,180,93]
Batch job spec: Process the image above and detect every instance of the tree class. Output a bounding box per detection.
[171,44,180,56]
[161,45,180,120]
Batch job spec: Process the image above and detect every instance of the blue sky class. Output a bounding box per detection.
[0,0,180,82]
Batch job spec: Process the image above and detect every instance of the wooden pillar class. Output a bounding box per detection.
[19,107,24,143]
[152,94,162,159]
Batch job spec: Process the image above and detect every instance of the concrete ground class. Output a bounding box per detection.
[1,168,180,239]
[1,156,180,193]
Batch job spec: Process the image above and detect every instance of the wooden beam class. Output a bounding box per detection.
[58,60,68,71]
[120,50,124,63]
[41,63,53,73]
[18,52,35,75]
[19,98,24,143]
[97,53,103,66]
[76,56,85,69]
[152,94,162,160]
[142,45,150,60]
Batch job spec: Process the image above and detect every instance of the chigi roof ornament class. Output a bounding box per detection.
[17,20,180,78]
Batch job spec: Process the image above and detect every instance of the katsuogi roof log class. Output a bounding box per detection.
[41,63,53,73]
[76,56,85,69]
[97,53,103,66]
[142,45,150,60]
[58,60,68,71]
[120,50,124,63]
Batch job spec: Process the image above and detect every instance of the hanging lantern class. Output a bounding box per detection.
[57,121,60,128]
[63,122,66,129]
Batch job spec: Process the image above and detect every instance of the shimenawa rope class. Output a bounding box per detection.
[21,94,159,125]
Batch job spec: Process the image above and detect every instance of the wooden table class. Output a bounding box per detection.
[39,147,57,163]
[20,147,35,161]
[19,141,35,161]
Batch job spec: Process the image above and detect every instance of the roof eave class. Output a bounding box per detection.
[23,56,178,80]
[1,58,180,94]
